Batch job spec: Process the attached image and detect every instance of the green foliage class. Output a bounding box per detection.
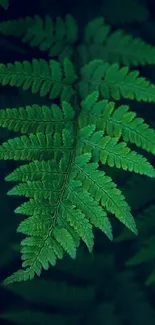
[79,60,155,101]
[0,12,155,284]
[1,15,155,66]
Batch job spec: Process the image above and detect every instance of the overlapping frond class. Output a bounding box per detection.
[77,124,155,177]
[79,91,155,155]
[79,17,155,66]
[1,14,154,68]
[79,60,155,102]
[102,31,155,66]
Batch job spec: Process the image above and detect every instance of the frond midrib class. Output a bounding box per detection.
[26,151,75,273]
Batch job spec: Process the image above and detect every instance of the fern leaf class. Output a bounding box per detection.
[0,15,78,59]
[80,16,155,67]
[0,130,73,161]
[53,227,77,259]
[3,118,138,283]
[0,101,74,134]
[80,91,155,155]
[102,30,155,66]
[72,153,137,234]
[79,60,155,102]
[0,58,76,101]
[84,17,110,45]
[0,133,53,161]
[78,124,155,177]
[2,10,155,285]
[17,215,51,237]
[61,203,94,251]
[5,160,61,182]
[7,180,62,200]
[66,189,113,240]
[4,269,36,284]
[14,198,53,216]
[21,236,57,269]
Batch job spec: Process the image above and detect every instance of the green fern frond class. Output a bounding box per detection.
[0,132,71,161]
[5,159,61,182]
[72,153,137,234]
[102,30,155,66]
[65,186,113,240]
[78,125,155,177]
[2,86,155,282]
[2,117,140,283]
[1,14,154,68]
[0,58,77,101]
[0,101,74,134]
[14,198,59,217]
[80,17,155,67]
[79,92,155,155]
[83,17,110,45]
[0,15,78,59]
[79,60,155,102]
[4,269,37,283]
[2,83,155,283]
[1,11,155,284]
[13,183,112,241]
